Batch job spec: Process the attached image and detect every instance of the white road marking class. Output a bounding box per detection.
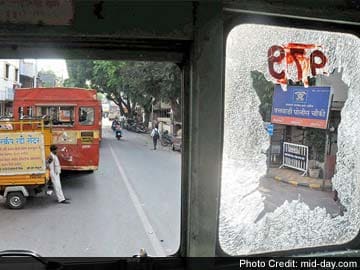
[109,146,166,257]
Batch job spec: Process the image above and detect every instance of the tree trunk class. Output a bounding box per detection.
[144,111,151,128]
[142,97,153,128]
[170,99,181,122]
[118,98,126,116]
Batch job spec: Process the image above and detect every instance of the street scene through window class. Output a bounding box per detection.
[220,24,360,255]
[0,60,182,256]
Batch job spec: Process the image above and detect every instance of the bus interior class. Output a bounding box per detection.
[0,0,359,269]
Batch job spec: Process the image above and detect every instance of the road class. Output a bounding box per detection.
[0,118,339,256]
[258,177,339,221]
[0,119,181,256]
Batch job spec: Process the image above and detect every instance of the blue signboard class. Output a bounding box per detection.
[271,85,331,129]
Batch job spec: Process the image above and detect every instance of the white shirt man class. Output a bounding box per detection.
[48,145,70,204]
[151,127,160,150]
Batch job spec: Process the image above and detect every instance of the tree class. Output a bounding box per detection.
[304,128,326,162]
[38,70,60,87]
[92,61,137,118]
[251,70,274,122]
[65,60,182,127]
[156,63,181,122]
[64,60,94,88]
[92,61,181,127]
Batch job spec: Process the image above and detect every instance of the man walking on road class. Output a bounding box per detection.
[47,145,70,204]
[151,125,160,150]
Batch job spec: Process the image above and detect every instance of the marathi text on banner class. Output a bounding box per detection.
[0,132,45,175]
[271,85,331,129]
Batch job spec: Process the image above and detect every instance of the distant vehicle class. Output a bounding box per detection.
[0,120,52,209]
[115,129,122,140]
[108,110,120,120]
[13,87,102,171]
[102,103,110,117]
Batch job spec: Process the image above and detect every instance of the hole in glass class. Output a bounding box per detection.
[220,24,360,255]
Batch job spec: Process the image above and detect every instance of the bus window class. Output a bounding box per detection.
[18,106,33,119]
[59,106,74,124]
[220,24,360,255]
[79,107,94,125]
[35,106,74,126]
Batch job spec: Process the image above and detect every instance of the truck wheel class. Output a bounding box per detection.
[6,192,26,209]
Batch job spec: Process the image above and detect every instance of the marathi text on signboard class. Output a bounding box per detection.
[271,85,331,129]
[0,132,45,175]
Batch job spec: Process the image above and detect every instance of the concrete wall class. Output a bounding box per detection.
[317,68,348,103]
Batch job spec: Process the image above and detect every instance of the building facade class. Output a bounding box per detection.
[19,59,37,88]
[0,60,20,117]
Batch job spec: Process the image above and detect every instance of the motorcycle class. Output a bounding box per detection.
[112,120,120,132]
[115,129,122,140]
[114,123,122,140]
[135,125,148,133]
[161,130,174,146]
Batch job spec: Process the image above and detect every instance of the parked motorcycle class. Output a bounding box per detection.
[161,130,174,146]
[135,124,148,133]
[126,123,138,132]
[125,120,148,133]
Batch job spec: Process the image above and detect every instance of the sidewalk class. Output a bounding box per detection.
[267,167,332,191]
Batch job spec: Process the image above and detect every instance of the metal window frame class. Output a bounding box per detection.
[0,1,358,259]
[216,8,360,257]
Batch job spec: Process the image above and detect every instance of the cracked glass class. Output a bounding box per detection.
[220,24,360,255]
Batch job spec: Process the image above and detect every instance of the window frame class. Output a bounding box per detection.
[15,68,18,81]
[5,63,9,79]
[0,3,357,259]
[35,105,75,127]
[78,106,95,126]
[216,10,360,257]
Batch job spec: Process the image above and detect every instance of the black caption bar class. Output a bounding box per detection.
[239,258,358,270]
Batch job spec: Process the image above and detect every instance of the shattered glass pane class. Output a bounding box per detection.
[220,24,360,255]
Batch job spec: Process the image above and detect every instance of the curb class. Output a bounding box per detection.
[273,176,332,191]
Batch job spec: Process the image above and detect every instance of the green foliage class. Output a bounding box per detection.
[63,60,95,88]
[64,60,181,125]
[304,128,326,162]
[251,70,274,122]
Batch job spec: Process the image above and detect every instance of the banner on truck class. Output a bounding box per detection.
[0,132,45,175]
[271,85,331,129]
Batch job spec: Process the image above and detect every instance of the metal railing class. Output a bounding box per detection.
[0,120,45,132]
[280,142,308,176]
